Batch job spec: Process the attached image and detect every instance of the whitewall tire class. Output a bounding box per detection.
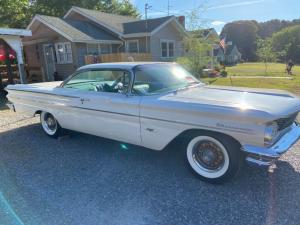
[40,112,63,138]
[186,133,242,183]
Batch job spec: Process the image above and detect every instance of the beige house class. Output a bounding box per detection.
[23,6,187,82]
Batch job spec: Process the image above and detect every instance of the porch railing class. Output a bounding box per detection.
[84,53,152,65]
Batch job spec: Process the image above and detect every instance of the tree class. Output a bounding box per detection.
[0,0,140,28]
[221,20,259,61]
[177,37,212,77]
[271,25,300,64]
[220,19,300,63]
[258,19,300,38]
[256,38,277,74]
[176,6,213,77]
[95,0,140,17]
[0,0,30,28]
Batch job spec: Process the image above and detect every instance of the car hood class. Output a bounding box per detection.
[161,85,300,122]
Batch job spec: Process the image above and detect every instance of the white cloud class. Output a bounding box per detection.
[208,0,266,10]
[211,21,226,26]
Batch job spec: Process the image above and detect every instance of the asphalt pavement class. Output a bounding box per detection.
[0,110,300,225]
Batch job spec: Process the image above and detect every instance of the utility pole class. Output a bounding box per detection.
[167,0,171,16]
[145,3,152,53]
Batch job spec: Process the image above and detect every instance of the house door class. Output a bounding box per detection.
[43,44,55,81]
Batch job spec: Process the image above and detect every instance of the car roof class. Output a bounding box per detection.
[77,62,176,71]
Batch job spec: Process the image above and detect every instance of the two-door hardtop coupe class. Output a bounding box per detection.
[6,62,300,183]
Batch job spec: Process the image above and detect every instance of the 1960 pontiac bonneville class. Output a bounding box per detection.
[6,62,300,183]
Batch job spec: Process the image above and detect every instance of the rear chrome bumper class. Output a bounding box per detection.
[242,123,300,166]
[6,102,15,112]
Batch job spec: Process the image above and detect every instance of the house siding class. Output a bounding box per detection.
[23,24,77,81]
[150,22,184,61]
[76,43,88,67]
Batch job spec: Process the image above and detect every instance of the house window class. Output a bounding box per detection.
[127,40,139,53]
[161,40,175,58]
[55,42,73,64]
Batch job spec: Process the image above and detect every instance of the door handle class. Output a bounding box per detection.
[80,98,90,104]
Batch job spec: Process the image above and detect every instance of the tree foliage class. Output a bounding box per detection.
[177,36,212,78]
[256,38,277,73]
[271,25,300,63]
[258,19,300,38]
[0,0,140,29]
[177,6,213,77]
[0,0,31,28]
[221,19,300,62]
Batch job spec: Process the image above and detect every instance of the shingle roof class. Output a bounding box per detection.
[33,7,185,41]
[65,19,119,41]
[71,7,176,35]
[73,7,139,34]
[36,15,120,42]
[122,16,173,34]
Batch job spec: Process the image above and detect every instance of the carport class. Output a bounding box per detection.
[0,28,32,88]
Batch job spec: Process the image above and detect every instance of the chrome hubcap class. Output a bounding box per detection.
[193,140,225,171]
[46,115,56,131]
[41,112,57,135]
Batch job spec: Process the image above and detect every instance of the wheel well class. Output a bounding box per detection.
[34,110,42,116]
[169,128,242,149]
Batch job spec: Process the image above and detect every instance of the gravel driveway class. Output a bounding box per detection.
[1,109,300,225]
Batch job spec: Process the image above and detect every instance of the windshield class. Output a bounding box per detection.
[133,64,202,95]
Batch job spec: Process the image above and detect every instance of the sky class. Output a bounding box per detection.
[132,0,300,33]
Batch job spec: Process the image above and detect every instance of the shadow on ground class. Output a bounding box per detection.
[0,90,8,110]
[0,123,300,225]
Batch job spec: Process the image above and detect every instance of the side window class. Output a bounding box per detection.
[63,70,131,93]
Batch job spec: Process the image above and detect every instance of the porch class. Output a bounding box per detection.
[0,28,32,89]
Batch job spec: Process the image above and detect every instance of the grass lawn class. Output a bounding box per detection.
[203,63,300,94]
[225,62,300,77]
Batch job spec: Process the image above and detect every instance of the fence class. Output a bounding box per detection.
[85,53,152,65]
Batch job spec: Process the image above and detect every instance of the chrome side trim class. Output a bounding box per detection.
[70,105,253,134]
[242,123,300,160]
[7,89,80,99]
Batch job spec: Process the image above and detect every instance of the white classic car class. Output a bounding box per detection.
[6,62,300,183]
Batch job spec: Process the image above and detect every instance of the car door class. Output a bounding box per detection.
[58,68,141,145]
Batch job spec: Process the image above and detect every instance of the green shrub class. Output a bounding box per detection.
[220,70,228,77]
[176,57,205,78]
